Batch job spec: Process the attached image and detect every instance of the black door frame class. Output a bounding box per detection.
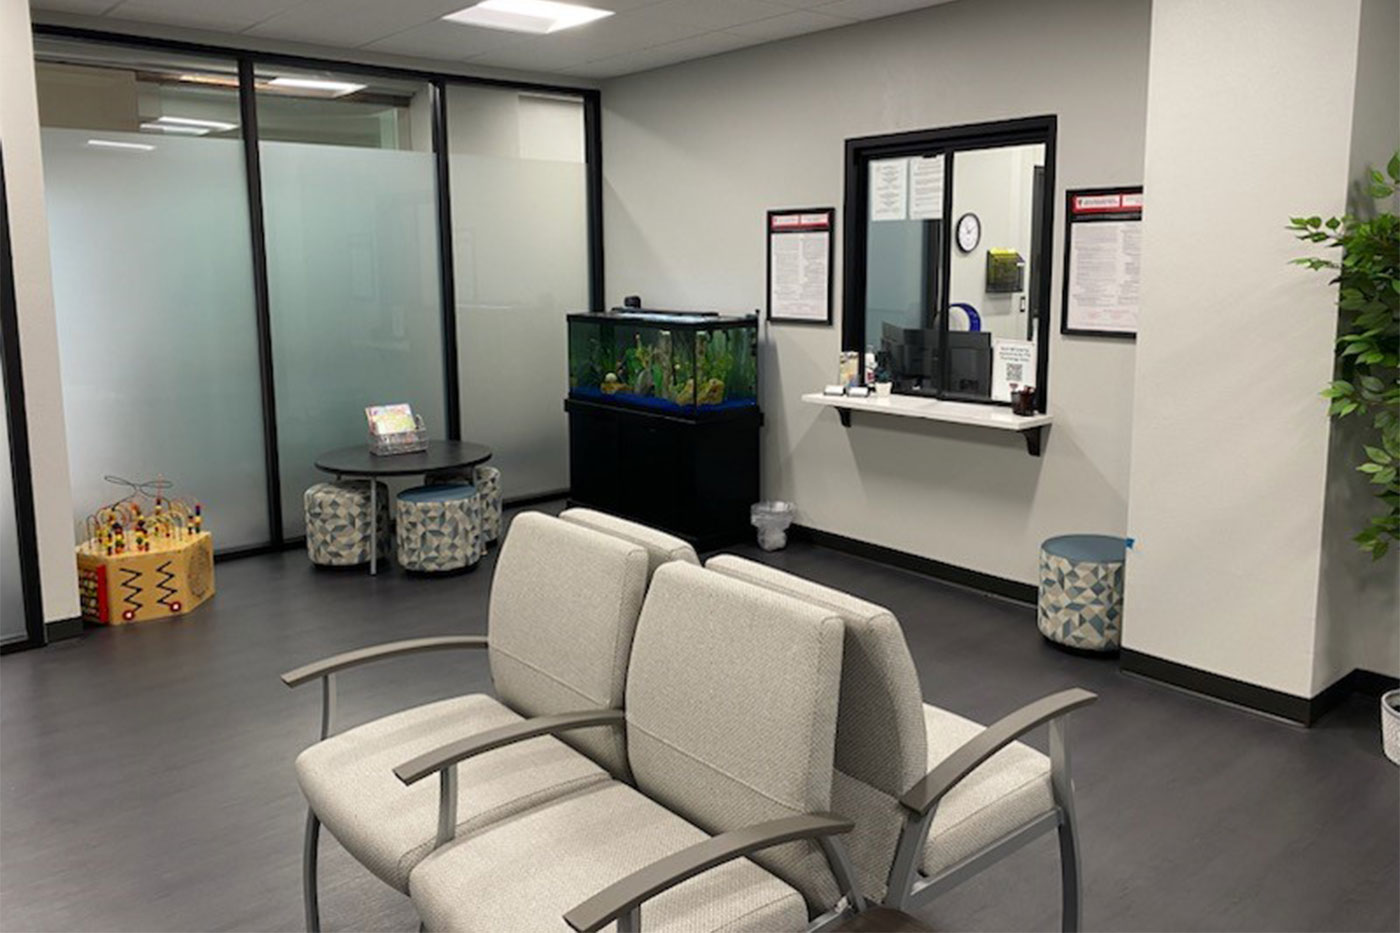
[0,153,49,653]
[30,24,605,557]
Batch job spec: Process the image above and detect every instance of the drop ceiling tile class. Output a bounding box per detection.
[564,29,754,77]
[813,0,952,20]
[726,8,853,39]
[102,0,304,33]
[638,0,793,31]
[30,0,124,15]
[360,21,525,60]
[243,0,468,46]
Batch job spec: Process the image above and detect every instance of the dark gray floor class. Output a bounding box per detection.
[2,501,1396,933]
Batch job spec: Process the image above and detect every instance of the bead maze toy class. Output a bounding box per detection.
[76,476,215,625]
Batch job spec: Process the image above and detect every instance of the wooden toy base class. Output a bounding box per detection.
[77,532,215,624]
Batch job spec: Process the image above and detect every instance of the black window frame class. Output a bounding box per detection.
[842,115,1057,412]
[28,24,605,557]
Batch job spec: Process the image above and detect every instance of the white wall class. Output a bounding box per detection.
[1312,0,1400,690]
[1,0,79,625]
[602,0,1150,586]
[1123,0,1365,698]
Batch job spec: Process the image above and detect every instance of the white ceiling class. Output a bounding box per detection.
[30,0,957,79]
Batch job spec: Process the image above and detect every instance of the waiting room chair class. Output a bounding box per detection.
[706,555,1096,931]
[398,561,866,932]
[282,512,663,931]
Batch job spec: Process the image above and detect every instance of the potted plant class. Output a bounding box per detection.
[873,349,893,397]
[1289,151,1399,762]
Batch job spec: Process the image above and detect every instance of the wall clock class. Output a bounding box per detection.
[956,212,981,253]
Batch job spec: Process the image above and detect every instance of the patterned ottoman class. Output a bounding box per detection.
[473,465,502,545]
[396,483,483,573]
[1038,534,1126,652]
[305,480,390,567]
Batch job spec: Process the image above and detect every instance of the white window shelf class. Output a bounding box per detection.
[800,392,1053,455]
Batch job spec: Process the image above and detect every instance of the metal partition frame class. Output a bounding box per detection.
[30,24,604,557]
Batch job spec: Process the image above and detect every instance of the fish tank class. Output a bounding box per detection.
[568,310,759,416]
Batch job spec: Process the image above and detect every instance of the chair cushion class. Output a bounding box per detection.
[626,562,846,912]
[488,512,650,779]
[705,555,926,900]
[920,704,1054,878]
[296,693,609,893]
[410,781,806,933]
[560,508,700,581]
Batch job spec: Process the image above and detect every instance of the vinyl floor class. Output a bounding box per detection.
[2,501,1395,932]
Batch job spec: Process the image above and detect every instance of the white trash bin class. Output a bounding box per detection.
[751,501,795,551]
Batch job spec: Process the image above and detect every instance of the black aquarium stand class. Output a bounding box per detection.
[564,398,760,551]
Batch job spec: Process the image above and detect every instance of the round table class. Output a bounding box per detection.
[314,441,492,575]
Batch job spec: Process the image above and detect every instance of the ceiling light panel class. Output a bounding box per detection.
[444,0,614,35]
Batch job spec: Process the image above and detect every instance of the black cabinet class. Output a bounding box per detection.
[565,398,760,550]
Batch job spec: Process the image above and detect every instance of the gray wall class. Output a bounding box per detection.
[602,0,1150,584]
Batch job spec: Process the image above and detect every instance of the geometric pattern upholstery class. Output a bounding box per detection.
[474,465,502,544]
[395,483,483,573]
[625,562,846,913]
[560,508,700,581]
[410,781,807,933]
[304,480,390,567]
[920,704,1054,877]
[488,512,650,780]
[704,554,927,901]
[295,694,608,893]
[1038,534,1126,652]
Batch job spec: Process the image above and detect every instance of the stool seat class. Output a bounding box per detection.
[1038,534,1126,652]
[305,480,390,567]
[396,483,483,573]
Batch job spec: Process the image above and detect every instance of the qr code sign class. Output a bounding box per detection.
[1006,363,1024,383]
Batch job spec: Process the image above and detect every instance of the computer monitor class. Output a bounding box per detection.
[880,322,992,396]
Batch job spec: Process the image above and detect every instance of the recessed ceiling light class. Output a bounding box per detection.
[443,0,613,34]
[152,115,238,132]
[87,139,155,151]
[268,76,366,97]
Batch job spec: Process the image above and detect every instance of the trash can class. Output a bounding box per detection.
[751,501,794,551]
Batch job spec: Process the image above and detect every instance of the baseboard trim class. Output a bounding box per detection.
[1120,650,1399,726]
[44,616,83,642]
[788,524,1037,605]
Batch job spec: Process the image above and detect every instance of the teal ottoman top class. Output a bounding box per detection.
[399,483,477,503]
[1042,534,1126,563]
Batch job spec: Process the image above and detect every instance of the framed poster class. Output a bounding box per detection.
[1061,186,1143,338]
[767,207,835,325]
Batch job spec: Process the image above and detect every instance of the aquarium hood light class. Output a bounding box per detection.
[443,0,613,34]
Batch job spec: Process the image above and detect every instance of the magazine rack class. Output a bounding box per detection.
[369,413,428,456]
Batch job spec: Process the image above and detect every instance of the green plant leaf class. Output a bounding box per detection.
[1365,445,1393,465]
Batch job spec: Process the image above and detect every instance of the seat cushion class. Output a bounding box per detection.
[410,781,807,933]
[920,704,1054,877]
[296,694,609,893]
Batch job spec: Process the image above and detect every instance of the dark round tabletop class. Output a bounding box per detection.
[314,440,493,478]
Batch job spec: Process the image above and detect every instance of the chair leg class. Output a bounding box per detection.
[304,809,323,932]
[1057,808,1081,933]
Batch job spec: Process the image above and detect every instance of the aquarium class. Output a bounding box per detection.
[567,311,758,416]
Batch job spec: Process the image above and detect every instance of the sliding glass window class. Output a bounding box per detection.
[34,38,270,548]
[447,85,588,499]
[256,67,446,535]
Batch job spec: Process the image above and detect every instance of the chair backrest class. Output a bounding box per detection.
[625,562,846,913]
[706,555,927,901]
[488,511,650,779]
[559,508,699,580]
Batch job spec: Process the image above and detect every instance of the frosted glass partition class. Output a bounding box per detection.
[447,87,589,499]
[261,141,446,534]
[42,128,270,548]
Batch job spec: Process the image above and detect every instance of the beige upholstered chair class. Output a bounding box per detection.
[282,513,652,931]
[706,555,1095,932]
[401,562,865,932]
[559,508,700,579]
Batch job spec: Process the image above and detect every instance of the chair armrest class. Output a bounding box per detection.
[899,688,1097,817]
[563,813,855,933]
[281,635,488,687]
[394,709,625,786]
